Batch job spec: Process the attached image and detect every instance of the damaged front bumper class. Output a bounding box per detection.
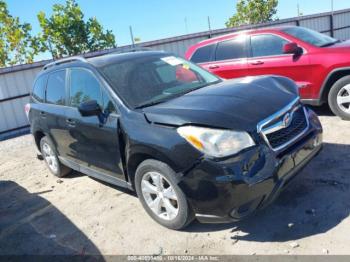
[178,109,323,223]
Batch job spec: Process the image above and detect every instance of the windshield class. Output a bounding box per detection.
[282,27,338,47]
[100,54,220,108]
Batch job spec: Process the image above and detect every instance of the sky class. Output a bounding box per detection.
[5,0,350,60]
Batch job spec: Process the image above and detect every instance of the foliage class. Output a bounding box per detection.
[134,37,141,43]
[0,0,41,67]
[37,0,116,58]
[226,0,278,27]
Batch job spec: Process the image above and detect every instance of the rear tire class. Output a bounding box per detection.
[328,76,350,120]
[40,136,71,177]
[135,159,194,230]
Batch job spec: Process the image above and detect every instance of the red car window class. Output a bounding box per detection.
[176,65,198,82]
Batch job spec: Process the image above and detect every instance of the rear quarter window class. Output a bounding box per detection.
[31,75,47,103]
[46,70,66,105]
[190,44,215,63]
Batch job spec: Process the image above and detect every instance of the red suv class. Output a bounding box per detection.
[185,26,350,120]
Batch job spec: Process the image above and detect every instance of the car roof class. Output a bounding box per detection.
[195,25,296,46]
[39,50,170,77]
[87,50,170,68]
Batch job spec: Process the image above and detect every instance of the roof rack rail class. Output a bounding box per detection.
[111,47,155,54]
[43,56,87,70]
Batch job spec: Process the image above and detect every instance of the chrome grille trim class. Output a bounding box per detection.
[257,97,309,152]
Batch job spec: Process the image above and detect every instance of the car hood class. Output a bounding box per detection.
[327,39,350,50]
[143,75,299,132]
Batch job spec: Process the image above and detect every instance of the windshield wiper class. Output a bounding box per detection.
[135,80,221,109]
[176,80,221,96]
[134,99,169,109]
[319,40,340,47]
[134,87,202,109]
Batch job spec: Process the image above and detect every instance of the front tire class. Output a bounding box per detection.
[135,159,194,230]
[328,76,350,120]
[40,136,71,177]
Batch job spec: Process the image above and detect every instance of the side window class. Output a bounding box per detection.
[102,89,117,114]
[32,75,47,102]
[69,68,102,108]
[251,34,289,57]
[215,38,246,61]
[46,70,66,105]
[190,44,215,63]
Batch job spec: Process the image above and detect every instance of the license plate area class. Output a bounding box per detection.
[277,136,319,179]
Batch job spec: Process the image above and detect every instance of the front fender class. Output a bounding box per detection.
[121,117,202,177]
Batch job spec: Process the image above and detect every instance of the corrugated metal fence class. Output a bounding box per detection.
[1,8,350,140]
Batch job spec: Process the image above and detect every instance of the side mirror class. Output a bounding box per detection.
[78,100,102,117]
[283,42,303,55]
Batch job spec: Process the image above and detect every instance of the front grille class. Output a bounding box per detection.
[265,107,307,149]
[257,98,309,151]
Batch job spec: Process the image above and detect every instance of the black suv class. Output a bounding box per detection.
[27,51,323,229]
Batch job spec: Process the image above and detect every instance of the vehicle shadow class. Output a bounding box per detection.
[62,170,86,179]
[0,180,103,257]
[89,177,137,196]
[48,167,135,196]
[308,104,334,117]
[186,142,350,243]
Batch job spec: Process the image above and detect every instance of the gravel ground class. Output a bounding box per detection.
[0,106,350,255]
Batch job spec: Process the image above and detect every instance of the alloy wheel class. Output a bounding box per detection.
[141,171,179,220]
[337,84,350,114]
[42,143,58,173]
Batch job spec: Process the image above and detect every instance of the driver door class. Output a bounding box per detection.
[65,67,124,179]
[247,34,313,97]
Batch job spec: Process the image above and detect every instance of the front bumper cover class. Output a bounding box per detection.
[178,109,323,223]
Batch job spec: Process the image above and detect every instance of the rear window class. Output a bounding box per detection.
[32,75,47,102]
[215,38,246,61]
[46,70,66,105]
[190,44,215,63]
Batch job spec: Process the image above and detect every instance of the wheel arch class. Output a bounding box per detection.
[33,129,58,154]
[33,130,46,151]
[126,146,180,189]
[320,68,350,103]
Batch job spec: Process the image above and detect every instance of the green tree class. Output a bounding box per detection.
[134,37,141,44]
[0,0,40,67]
[37,0,116,58]
[226,0,278,27]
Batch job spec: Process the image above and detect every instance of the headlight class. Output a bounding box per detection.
[177,126,255,157]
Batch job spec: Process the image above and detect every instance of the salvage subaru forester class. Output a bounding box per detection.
[27,51,323,229]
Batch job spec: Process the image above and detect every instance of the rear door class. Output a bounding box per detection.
[29,74,48,130]
[41,69,69,157]
[202,36,249,79]
[64,67,124,179]
[247,33,313,97]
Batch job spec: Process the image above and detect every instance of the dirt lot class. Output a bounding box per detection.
[0,106,350,255]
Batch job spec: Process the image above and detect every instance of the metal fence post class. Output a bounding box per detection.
[330,14,334,37]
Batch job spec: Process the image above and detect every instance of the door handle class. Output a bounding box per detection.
[208,65,220,69]
[40,111,46,117]
[251,61,264,65]
[66,118,76,127]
